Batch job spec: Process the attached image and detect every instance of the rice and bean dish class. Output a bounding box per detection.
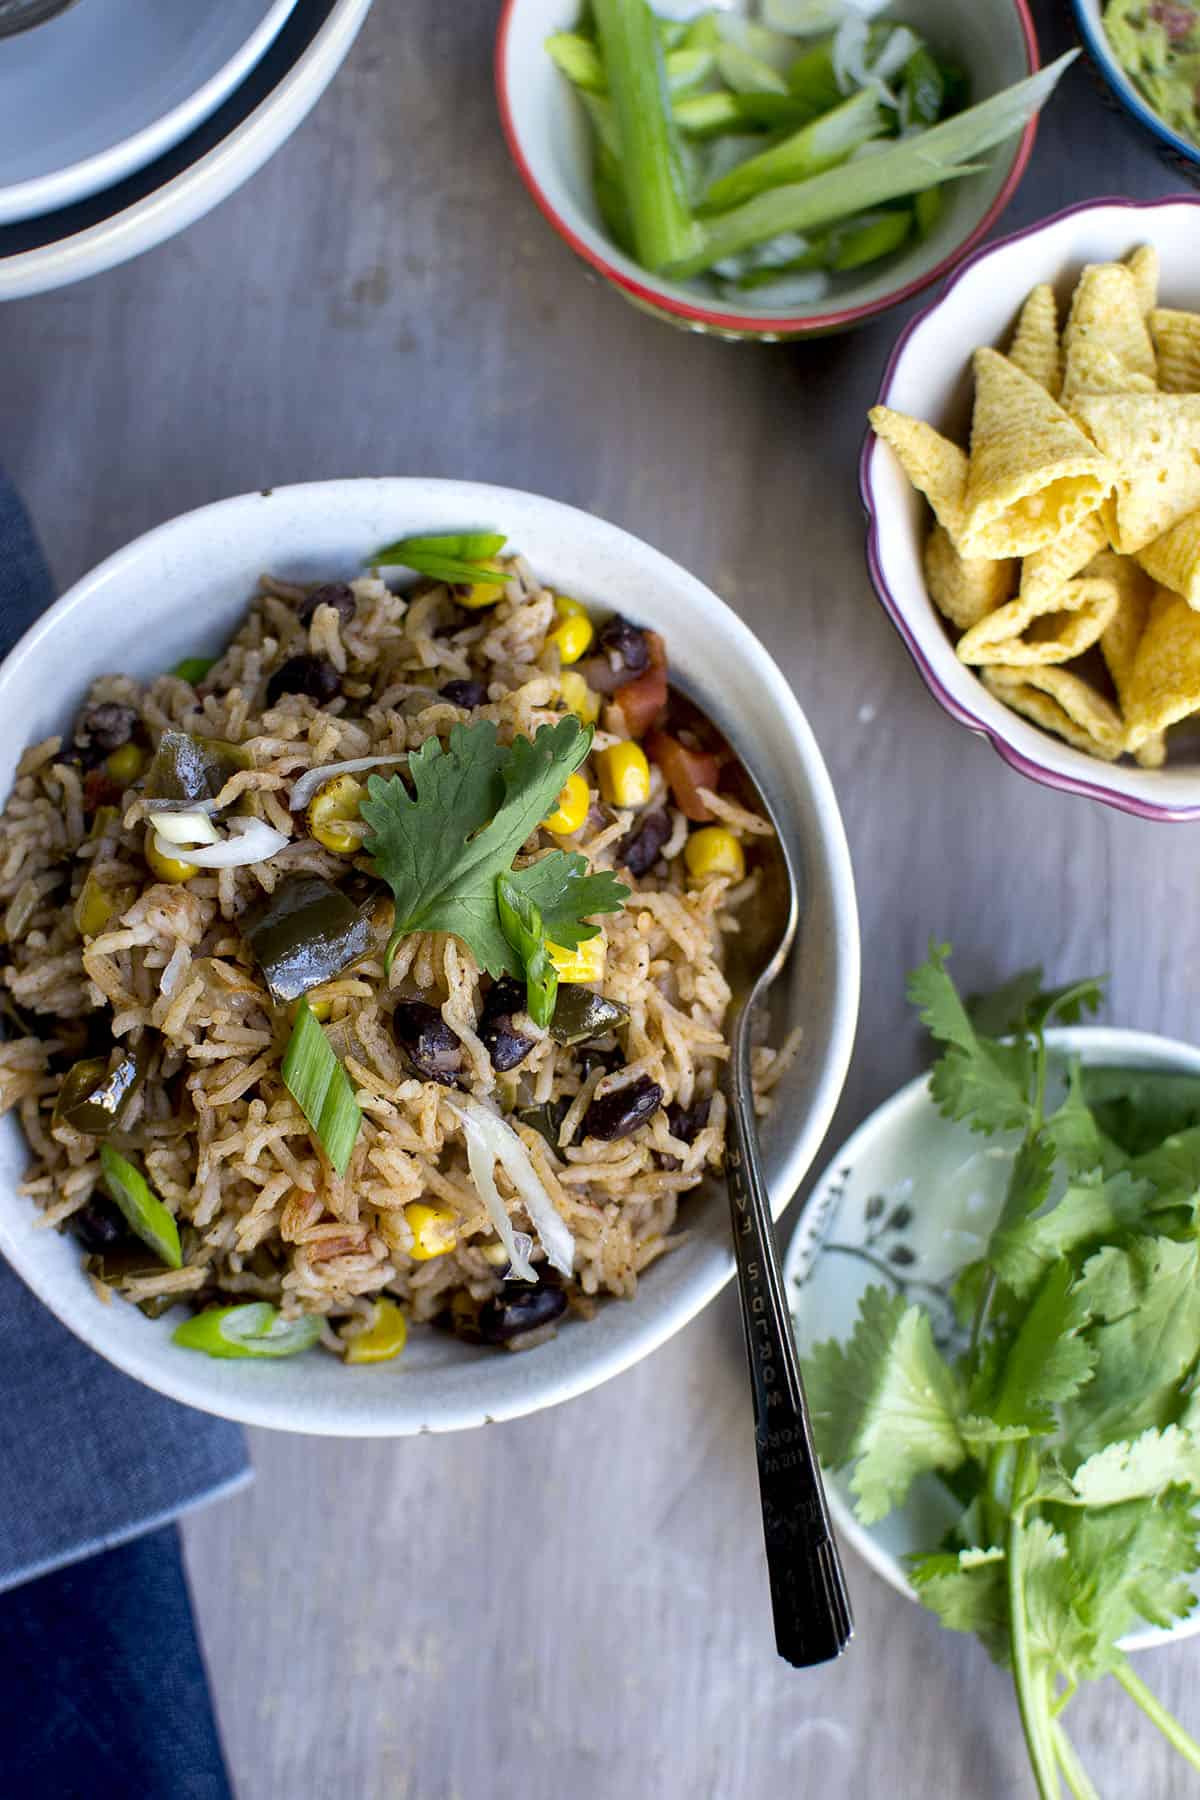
[0,533,791,1364]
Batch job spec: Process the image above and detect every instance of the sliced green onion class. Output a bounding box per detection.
[592,0,703,273]
[670,53,1076,278]
[714,13,800,77]
[282,998,362,1175]
[99,1143,182,1269]
[703,87,888,211]
[171,656,217,685]
[830,209,912,271]
[902,45,947,127]
[914,184,945,238]
[496,874,557,1031]
[716,41,790,96]
[665,46,716,96]
[546,31,606,94]
[786,40,841,117]
[173,1301,323,1360]
[370,531,507,588]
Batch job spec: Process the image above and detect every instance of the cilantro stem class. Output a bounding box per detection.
[1051,1722,1099,1800]
[1051,1677,1077,1718]
[1113,1663,1200,1774]
[1007,1453,1063,1800]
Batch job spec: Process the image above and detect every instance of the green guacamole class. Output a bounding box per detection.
[1104,0,1200,145]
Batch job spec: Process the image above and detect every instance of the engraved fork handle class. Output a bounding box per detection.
[726,1021,854,1667]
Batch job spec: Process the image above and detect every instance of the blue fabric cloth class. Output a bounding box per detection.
[0,473,250,1594]
[1,1525,234,1799]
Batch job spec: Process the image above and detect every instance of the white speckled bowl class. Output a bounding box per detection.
[861,195,1200,821]
[785,1024,1200,1652]
[0,479,859,1436]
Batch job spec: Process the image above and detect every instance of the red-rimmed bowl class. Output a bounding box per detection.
[860,194,1200,822]
[495,0,1040,342]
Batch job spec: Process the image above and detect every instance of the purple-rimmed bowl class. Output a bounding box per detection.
[860,194,1200,823]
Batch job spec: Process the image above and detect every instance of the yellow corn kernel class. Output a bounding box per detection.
[543,771,590,836]
[547,933,606,983]
[73,872,134,940]
[144,826,197,884]
[560,670,600,726]
[290,995,333,1024]
[547,599,594,666]
[344,1297,408,1365]
[404,1201,458,1261]
[307,773,366,855]
[596,741,651,808]
[455,560,508,610]
[684,826,745,883]
[105,743,147,785]
[480,1240,512,1267]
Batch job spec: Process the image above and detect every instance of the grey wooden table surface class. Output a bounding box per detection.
[3,3,1198,1795]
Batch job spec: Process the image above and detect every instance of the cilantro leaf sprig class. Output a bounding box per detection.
[360,717,629,978]
[806,944,1200,1796]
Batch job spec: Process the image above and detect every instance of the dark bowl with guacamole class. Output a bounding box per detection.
[1073,0,1200,173]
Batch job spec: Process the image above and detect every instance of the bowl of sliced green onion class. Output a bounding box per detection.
[497,0,1070,340]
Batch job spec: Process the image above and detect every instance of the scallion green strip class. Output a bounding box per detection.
[99,1143,182,1269]
[670,52,1077,278]
[371,531,507,588]
[496,875,557,1031]
[703,88,888,212]
[282,999,362,1175]
[592,0,703,273]
[173,1301,323,1360]
[170,656,217,685]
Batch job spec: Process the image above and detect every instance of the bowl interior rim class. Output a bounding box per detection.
[859,191,1200,823]
[787,1022,1200,1651]
[494,0,1041,336]
[0,476,860,1434]
[0,0,301,226]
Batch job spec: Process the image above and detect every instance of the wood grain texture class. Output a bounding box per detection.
[2,2,1198,1794]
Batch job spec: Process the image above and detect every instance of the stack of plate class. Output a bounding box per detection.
[0,0,372,300]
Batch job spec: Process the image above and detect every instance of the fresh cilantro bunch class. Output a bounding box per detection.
[360,716,629,978]
[807,945,1200,1798]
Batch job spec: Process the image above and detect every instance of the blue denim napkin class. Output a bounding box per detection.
[0,475,250,1595]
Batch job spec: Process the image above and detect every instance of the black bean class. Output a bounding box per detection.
[265,655,342,707]
[619,808,671,878]
[298,582,356,628]
[68,1197,131,1254]
[597,614,650,678]
[581,1074,663,1143]
[439,678,488,709]
[478,977,534,1073]
[667,1098,711,1145]
[70,702,140,768]
[391,1000,464,1087]
[477,1279,568,1345]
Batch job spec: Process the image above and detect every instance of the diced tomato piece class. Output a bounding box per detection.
[612,662,668,738]
[610,631,668,738]
[646,729,720,822]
